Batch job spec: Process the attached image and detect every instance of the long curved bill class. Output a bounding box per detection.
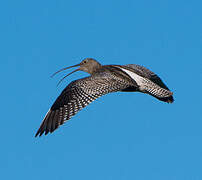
[51,63,81,77]
[51,63,81,86]
[56,69,80,86]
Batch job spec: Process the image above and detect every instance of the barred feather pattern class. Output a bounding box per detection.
[35,72,130,137]
[124,64,170,90]
[116,65,174,102]
[136,76,172,98]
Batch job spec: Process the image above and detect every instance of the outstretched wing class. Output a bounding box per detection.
[35,71,130,137]
[117,64,174,103]
[125,64,170,90]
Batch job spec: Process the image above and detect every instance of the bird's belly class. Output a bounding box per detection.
[121,86,138,92]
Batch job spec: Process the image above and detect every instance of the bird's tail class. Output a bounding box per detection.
[144,82,174,103]
[150,92,174,103]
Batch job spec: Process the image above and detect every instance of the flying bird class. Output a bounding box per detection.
[35,58,174,137]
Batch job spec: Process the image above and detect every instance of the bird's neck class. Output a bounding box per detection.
[89,64,102,74]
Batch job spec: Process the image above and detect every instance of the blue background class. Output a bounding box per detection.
[1,0,202,179]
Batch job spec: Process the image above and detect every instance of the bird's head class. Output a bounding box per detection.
[79,58,102,74]
[52,58,102,86]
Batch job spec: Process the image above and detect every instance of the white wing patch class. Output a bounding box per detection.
[118,67,172,97]
[118,67,146,87]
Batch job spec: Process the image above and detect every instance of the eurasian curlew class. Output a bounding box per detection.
[35,58,174,137]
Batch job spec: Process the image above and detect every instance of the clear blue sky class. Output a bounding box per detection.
[1,0,202,179]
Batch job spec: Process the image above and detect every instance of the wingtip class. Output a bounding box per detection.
[35,131,47,137]
[35,129,55,137]
[35,126,44,137]
[35,131,41,137]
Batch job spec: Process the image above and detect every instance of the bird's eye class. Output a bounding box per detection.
[83,60,87,63]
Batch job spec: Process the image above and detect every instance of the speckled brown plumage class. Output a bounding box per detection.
[35,58,174,137]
